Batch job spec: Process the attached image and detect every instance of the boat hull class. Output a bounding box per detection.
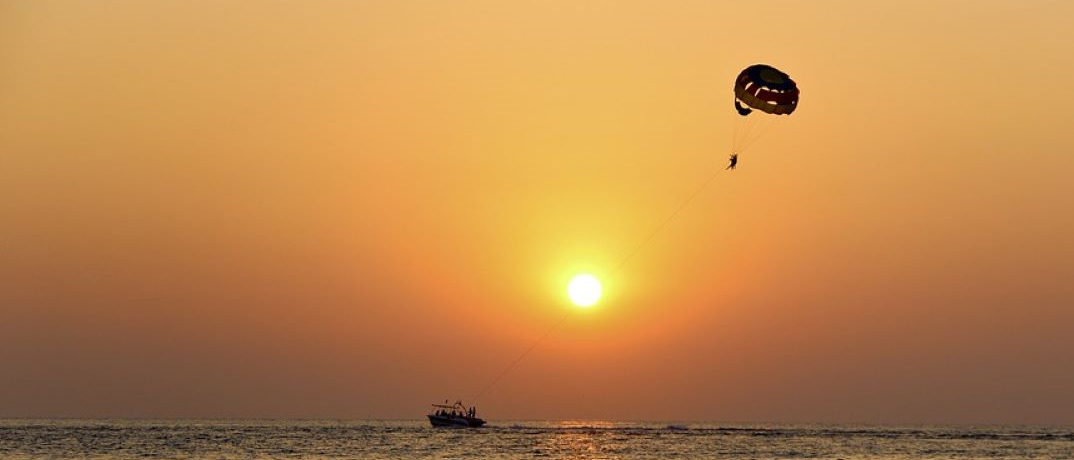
[427,414,486,428]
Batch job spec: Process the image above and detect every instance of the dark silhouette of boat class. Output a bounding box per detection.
[427,400,486,428]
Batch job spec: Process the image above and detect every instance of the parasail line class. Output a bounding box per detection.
[739,115,777,153]
[472,312,570,402]
[464,63,799,411]
[614,166,724,274]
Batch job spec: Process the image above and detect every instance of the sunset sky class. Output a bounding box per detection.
[3,0,1073,424]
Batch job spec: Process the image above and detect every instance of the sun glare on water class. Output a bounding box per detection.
[567,274,602,307]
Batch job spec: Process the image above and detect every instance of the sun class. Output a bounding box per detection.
[567,274,602,307]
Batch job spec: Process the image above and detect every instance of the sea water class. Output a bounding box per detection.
[1,419,1072,459]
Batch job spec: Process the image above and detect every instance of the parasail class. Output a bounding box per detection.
[731,64,799,155]
[734,64,799,116]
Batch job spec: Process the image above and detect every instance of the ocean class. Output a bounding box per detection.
[1,419,1072,459]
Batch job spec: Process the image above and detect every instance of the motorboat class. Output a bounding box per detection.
[427,400,486,428]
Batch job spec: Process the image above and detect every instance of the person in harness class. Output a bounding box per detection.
[726,153,738,170]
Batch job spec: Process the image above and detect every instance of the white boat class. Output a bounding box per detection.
[427,400,486,428]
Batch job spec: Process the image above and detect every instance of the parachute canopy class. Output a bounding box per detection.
[734,64,799,116]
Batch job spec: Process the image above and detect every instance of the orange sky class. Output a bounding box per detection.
[2,0,1073,423]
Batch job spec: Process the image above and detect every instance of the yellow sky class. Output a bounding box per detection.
[2,0,1073,422]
